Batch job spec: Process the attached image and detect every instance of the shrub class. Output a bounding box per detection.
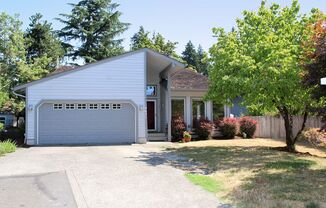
[219,118,237,139]
[0,139,16,156]
[195,118,213,139]
[0,127,25,145]
[239,116,257,138]
[299,128,326,148]
[171,116,186,142]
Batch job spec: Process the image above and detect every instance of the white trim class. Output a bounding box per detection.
[321,77,326,85]
[36,100,138,145]
[147,100,157,131]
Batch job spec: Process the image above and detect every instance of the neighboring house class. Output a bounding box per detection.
[13,48,230,145]
[0,113,14,127]
[321,77,326,85]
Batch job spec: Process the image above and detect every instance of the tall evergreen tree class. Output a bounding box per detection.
[182,41,209,75]
[57,0,129,63]
[130,26,178,58]
[25,13,64,72]
[182,41,197,68]
[196,45,209,75]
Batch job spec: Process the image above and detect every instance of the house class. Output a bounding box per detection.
[0,113,14,127]
[13,48,231,145]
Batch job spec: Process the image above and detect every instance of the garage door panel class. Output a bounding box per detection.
[38,102,135,145]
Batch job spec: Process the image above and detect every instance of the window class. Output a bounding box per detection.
[172,99,185,120]
[112,103,122,109]
[213,102,224,120]
[0,117,5,124]
[65,104,75,110]
[89,103,99,110]
[100,103,110,109]
[77,103,87,110]
[53,103,63,110]
[146,85,156,96]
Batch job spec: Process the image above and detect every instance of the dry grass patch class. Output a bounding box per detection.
[168,138,326,208]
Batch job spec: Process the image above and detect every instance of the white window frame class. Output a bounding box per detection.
[100,103,110,109]
[53,103,63,110]
[89,103,99,110]
[146,85,157,97]
[112,103,122,110]
[77,103,87,110]
[65,103,75,110]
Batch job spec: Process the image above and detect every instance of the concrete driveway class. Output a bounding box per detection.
[0,143,221,208]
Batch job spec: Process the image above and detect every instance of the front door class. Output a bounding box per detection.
[147,101,155,130]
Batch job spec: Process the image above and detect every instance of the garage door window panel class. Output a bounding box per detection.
[112,104,122,110]
[101,104,110,109]
[65,104,75,110]
[77,104,87,110]
[53,104,63,110]
[89,104,99,110]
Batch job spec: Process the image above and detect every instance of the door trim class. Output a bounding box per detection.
[147,100,156,131]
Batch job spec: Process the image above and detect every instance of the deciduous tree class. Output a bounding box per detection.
[206,0,320,152]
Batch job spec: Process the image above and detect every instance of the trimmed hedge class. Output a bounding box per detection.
[219,118,237,139]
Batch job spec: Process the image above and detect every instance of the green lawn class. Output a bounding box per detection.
[0,140,16,156]
[168,139,326,208]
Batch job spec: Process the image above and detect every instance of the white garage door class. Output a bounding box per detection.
[38,102,136,145]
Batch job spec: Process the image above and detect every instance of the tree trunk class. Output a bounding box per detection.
[279,106,296,152]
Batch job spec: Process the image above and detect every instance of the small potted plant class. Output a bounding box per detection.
[182,131,192,142]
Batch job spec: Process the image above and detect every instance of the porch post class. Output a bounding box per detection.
[167,74,172,141]
[185,96,191,130]
[206,101,213,120]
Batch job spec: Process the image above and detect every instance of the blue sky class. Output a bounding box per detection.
[1,0,325,54]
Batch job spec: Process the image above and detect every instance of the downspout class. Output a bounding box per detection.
[13,90,26,99]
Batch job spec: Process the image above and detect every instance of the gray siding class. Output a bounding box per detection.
[38,102,135,145]
[26,52,146,145]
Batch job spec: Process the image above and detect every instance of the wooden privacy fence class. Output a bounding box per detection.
[250,116,323,139]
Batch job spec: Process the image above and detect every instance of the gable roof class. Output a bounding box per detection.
[13,48,185,92]
[171,69,208,91]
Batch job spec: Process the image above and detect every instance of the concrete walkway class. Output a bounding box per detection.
[0,143,221,208]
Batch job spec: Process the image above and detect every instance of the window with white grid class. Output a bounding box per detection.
[112,103,122,110]
[53,103,63,110]
[65,104,75,110]
[77,103,87,110]
[100,103,110,109]
[89,103,99,110]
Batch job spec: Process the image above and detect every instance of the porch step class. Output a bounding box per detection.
[148,133,167,141]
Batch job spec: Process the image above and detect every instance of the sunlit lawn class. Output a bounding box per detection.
[168,138,326,208]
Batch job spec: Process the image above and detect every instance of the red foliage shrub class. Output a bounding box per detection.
[195,118,213,139]
[171,116,186,142]
[219,118,238,139]
[239,117,257,138]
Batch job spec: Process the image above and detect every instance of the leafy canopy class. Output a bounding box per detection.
[57,0,129,63]
[207,0,320,116]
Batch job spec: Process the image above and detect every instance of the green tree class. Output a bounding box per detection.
[130,26,178,58]
[0,13,45,117]
[182,42,209,75]
[25,13,64,72]
[196,45,209,75]
[182,41,197,69]
[206,0,320,152]
[57,0,129,63]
